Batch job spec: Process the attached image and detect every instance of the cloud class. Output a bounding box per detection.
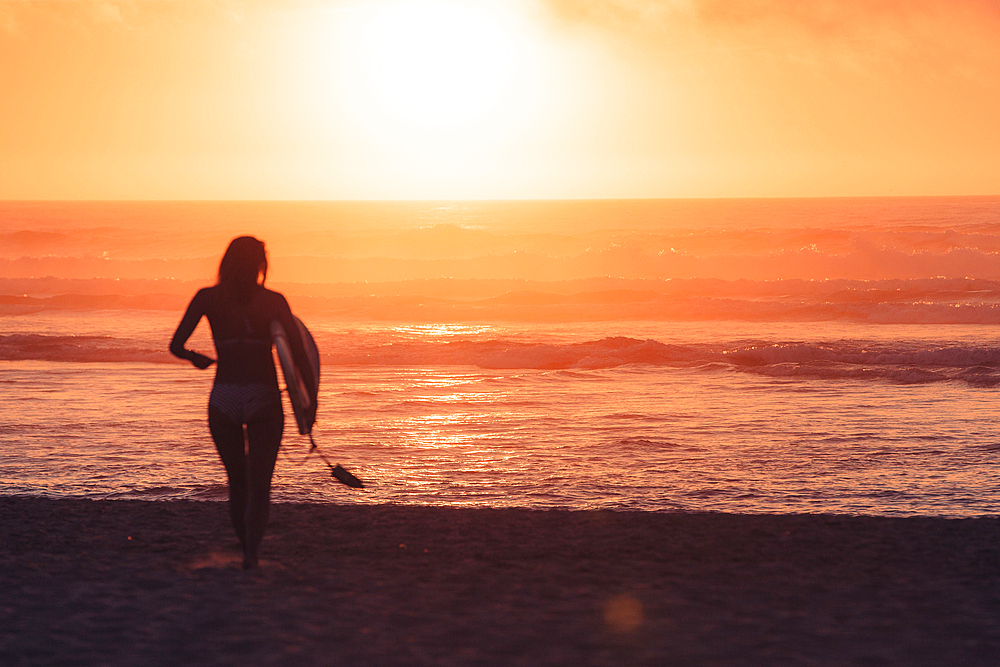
[541,0,1000,55]
[0,0,262,36]
[0,0,130,33]
[0,4,17,35]
[541,0,1000,80]
[92,2,125,24]
[543,0,694,25]
[544,0,1000,32]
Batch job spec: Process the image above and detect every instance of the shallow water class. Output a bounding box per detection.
[3,317,1000,516]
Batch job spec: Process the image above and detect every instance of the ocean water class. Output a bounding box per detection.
[3,199,1000,516]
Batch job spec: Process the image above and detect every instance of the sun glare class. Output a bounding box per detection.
[349,1,520,129]
[336,0,523,129]
[284,0,585,196]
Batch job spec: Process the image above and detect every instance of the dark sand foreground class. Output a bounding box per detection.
[2,498,1000,666]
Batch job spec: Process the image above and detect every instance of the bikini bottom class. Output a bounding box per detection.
[209,383,282,425]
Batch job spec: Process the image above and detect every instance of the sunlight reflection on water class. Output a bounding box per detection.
[3,323,1000,516]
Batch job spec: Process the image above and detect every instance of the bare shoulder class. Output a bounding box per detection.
[192,285,221,308]
[257,286,284,301]
[196,285,219,299]
[258,287,292,313]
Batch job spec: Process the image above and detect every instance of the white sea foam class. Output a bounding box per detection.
[5,326,999,386]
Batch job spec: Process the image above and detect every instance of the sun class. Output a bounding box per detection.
[343,0,527,130]
[284,0,567,195]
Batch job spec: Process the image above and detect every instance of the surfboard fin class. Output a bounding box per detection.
[331,464,365,489]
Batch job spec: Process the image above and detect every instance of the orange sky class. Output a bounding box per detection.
[2,0,999,200]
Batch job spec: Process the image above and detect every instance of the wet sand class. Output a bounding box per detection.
[2,497,999,666]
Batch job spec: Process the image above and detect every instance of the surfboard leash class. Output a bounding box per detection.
[308,433,365,489]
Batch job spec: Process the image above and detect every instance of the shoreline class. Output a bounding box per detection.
[3,497,1000,665]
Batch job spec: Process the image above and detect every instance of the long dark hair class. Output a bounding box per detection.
[218,236,267,303]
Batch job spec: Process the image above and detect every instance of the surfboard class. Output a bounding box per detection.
[271,316,319,436]
[272,316,365,489]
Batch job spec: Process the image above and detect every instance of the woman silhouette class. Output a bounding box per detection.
[170,236,315,569]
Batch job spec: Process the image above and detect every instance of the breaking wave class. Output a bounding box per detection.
[0,334,172,364]
[6,332,999,386]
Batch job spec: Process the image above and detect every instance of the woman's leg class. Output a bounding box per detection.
[208,404,249,548]
[242,406,284,569]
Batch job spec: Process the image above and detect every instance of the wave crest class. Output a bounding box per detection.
[7,332,999,386]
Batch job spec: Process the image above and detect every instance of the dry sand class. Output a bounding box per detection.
[2,497,999,666]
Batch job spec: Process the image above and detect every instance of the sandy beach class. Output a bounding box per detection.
[2,497,999,666]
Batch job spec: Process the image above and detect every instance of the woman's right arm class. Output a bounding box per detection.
[169,289,216,369]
